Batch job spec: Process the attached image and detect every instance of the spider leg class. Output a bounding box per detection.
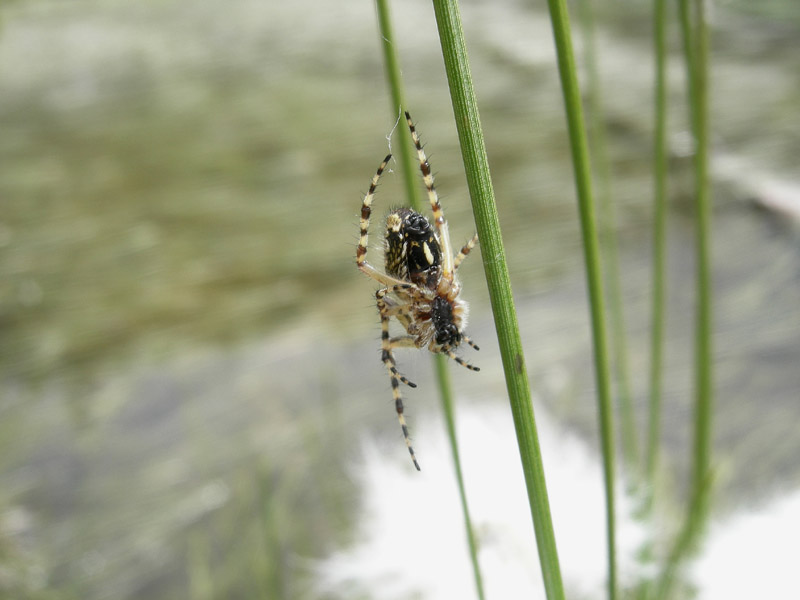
[385,336,421,387]
[376,289,421,469]
[454,233,479,271]
[445,350,480,372]
[375,284,417,313]
[357,155,414,289]
[405,111,455,278]
[386,335,418,347]
[377,291,429,335]
[376,293,421,471]
[462,334,480,351]
[376,288,418,388]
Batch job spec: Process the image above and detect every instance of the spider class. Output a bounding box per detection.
[356,111,480,471]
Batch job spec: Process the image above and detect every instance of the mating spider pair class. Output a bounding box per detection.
[356,112,480,470]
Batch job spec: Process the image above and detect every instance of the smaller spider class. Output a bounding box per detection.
[356,111,480,470]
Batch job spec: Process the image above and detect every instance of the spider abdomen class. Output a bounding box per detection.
[385,208,442,289]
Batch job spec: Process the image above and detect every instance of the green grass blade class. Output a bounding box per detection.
[576,0,639,475]
[435,353,486,600]
[688,0,713,529]
[431,1,565,598]
[375,0,422,212]
[654,470,714,599]
[654,0,714,595]
[375,3,486,598]
[646,0,669,486]
[676,0,714,537]
[543,0,618,597]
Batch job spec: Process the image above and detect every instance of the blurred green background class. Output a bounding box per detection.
[1,0,798,598]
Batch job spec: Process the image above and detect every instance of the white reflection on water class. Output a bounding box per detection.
[319,402,800,599]
[694,486,800,600]
[319,402,646,599]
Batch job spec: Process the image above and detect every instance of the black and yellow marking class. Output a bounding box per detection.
[385,207,442,289]
[384,211,408,281]
[405,111,455,276]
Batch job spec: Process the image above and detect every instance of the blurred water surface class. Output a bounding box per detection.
[1,0,799,597]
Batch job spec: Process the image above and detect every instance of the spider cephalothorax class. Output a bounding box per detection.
[431,296,461,347]
[355,111,479,470]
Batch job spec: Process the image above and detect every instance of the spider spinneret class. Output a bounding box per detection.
[356,111,480,471]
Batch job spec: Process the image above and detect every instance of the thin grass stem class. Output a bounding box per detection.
[688,0,713,530]
[654,0,713,595]
[677,0,714,534]
[646,0,669,486]
[543,0,618,597]
[376,0,422,212]
[430,1,565,598]
[375,3,486,598]
[576,0,639,476]
[434,354,486,600]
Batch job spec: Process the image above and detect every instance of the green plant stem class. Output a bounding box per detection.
[376,0,422,211]
[677,0,714,530]
[375,3,486,599]
[543,0,617,598]
[654,1,713,596]
[576,0,638,475]
[654,471,713,600]
[688,0,713,528]
[435,354,486,600]
[646,0,669,486]
[431,1,565,599]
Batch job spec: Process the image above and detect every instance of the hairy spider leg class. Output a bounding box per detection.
[461,334,480,351]
[377,287,422,471]
[405,112,455,279]
[356,154,413,289]
[454,233,479,271]
[446,350,480,372]
[375,287,420,388]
